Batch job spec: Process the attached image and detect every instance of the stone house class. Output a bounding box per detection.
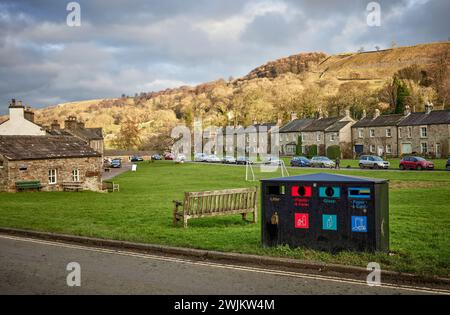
[299,112,355,158]
[0,99,46,136]
[279,113,314,156]
[49,116,104,154]
[0,136,103,192]
[397,106,450,158]
[351,109,405,157]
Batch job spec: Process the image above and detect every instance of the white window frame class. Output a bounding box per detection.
[386,128,392,138]
[420,126,428,138]
[398,127,402,139]
[358,129,364,139]
[301,133,305,142]
[317,132,321,142]
[330,133,337,142]
[407,126,412,138]
[370,145,376,153]
[386,144,392,154]
[370,129,375,138]
[72,169,80,182]
[48,169,57,185]
[421,142,428,154]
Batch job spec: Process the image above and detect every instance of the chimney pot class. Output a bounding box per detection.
[291,112,298,121]
[404,105,411,116]
[362,110,367,119]
[373,109,381,119]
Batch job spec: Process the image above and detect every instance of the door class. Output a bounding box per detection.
[377,146,384,157]
[436,143,442,158]
[401,143,412,155]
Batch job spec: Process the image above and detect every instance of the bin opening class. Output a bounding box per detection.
[266,185,285,195]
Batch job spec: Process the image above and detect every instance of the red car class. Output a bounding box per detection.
[164,152,175,160]
[399,156,434,170]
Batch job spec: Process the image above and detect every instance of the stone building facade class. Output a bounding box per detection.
[279,113,314,155]
[0,136,103,193]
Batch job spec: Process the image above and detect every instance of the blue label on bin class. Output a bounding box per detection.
[319,187,340,199]
[352,216,368,233]
[322,215,337,231]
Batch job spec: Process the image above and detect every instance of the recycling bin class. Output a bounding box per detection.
[261,173,389,252]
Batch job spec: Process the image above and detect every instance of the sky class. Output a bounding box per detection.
[0,0,449,113]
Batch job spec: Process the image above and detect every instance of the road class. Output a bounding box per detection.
[0,234,448,295]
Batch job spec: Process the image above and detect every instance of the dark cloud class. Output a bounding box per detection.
[0,0,448,114]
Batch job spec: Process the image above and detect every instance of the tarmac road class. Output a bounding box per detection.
[0,234,448,295]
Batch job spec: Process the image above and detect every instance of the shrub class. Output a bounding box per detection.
[308,145,318,158]
[295,135,303,156]
[327,145,341,160]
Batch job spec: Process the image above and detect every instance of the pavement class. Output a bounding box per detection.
[102,163,132,181]
[1,234,448,295]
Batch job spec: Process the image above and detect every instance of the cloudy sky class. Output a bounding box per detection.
[0,0,449,113]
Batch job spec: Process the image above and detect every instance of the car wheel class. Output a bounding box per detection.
[399,164,405,170]
[417,165,423,171]
[359,163,364,169]
[447,166,450,171]
[374,164,379,170]
[320,164,325,168]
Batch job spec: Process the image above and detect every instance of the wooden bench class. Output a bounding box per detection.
[103,181,120,192]
[173,187,258,228]
[15,181,42,192]
[62,182,84,192]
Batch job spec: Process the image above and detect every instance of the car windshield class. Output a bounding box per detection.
[415,157,426,161]
[372,156,383,161]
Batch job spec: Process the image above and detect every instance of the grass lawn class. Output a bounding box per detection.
[0,162,449,277]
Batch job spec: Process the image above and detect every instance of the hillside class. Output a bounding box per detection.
[20,42,450,149]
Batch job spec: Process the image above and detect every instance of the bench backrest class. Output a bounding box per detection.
[16,181,42,189]
[183,187,257,215]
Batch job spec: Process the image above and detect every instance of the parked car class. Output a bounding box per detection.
[175,154,186,163]
[290,156,311,167]
[111,159,122,168]
[310,156,335,168]
[130,155,144,162]
[206,154,221,163]
[194,153,208,162]
[236,156,254,165]
[151,154,162,161]
[164,153,175,160]
[400,156,434,170]
[447,158,450,171]
[264,156,283,166]
[359,155,390,169]
[223,156,237,164]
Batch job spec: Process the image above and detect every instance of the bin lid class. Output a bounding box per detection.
[261,173,388,184]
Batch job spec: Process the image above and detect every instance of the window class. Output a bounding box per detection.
[386,128,392,138]
[317,133,321,142]
[48,169,57,184]
[420,126,428,138]
[398,127,402,139]
[358,129,364,139]
[72,169,80,182]
[370,145,376,153]
[421,143,428,154]
[0,160,3,169]
[407,127,412,138]
[370,129,375,138]
[301,133,305,142]
[386,144,392,154]
[330,133,336,142]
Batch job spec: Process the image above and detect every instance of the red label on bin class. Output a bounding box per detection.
[292,186,312,198]
[295,213,309,229]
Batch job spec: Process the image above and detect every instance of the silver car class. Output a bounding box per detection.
[359,155,390,169]
[310,156,335,168]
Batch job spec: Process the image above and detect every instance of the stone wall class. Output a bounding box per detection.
[352,126,399,157]
[399,124,450,157]
[0,156,8,190]
[1,156,102,192]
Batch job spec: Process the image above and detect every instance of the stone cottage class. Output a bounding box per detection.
[299,112,355,158]
[351,109,405,157]
[0,136,103,192]
[279,113,314,156]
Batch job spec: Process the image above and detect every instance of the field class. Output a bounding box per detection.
[0,162,449,277]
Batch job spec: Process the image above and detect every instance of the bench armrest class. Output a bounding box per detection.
[173,200,183,207]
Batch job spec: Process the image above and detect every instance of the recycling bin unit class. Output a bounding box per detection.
[261,173,389,252]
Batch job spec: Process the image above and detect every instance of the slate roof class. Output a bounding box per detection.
[301,117,345,132]
[279,118,314,133]
[397,110,450,126]
[325,120,353,132]
[0,136,102,161]
[352,114,405,128]
[68,127,104,140]
[261,173,388,183]
[246,122,277,133]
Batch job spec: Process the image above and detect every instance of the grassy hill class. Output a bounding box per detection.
[26,41,450,149]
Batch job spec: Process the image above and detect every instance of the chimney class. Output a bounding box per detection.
[317,109,323,119]
[8,98,25,121]
[51,120,61,130]
[404,105,411,116]
[425,101,434,114]
[253,119,258,125]
[277,117,283,126]
[373,109,381,119]
[65,116,78,130]
[362,110,367,119]
[77,120,85,129]
[291,112,298,121]
[344,109,351,118]
[24,106,35,123]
